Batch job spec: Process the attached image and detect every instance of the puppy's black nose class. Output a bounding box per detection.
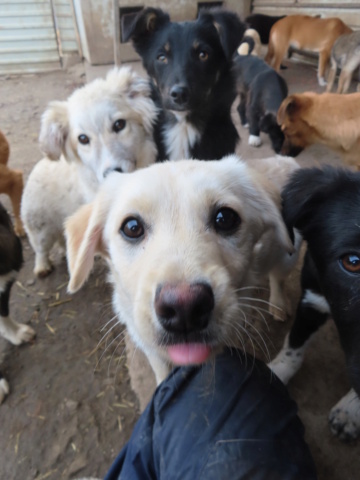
[155,282,214,334]
[170,85,189,105]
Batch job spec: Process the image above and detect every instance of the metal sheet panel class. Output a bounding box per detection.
[0,0,60,74]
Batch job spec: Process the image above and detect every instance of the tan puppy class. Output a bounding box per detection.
[65,155,300,383]
[265,15,352,86]
[0,130,24,236]
[277,91,360,167]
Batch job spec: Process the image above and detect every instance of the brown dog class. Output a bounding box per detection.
[265,15,352,86]
[277,91,360,167]
[0,130,24,236]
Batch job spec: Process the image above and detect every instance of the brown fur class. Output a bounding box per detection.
[277,92,360,167]
[0,130,24,236]
[265,15,352,85]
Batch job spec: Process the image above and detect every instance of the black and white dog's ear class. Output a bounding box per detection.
[200,9,246,59]
[282,167,345,236]
[123,7,170,53]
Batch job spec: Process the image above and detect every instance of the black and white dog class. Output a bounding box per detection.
[233,54,288,153]
[0,202,35,403]
[269,167,360,441]
[124,7,246,161]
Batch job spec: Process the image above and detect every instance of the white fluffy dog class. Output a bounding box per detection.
[21,67,158,277]
[65,155,299,384]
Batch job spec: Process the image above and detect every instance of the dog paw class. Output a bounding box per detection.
[0,318,36,346]
[0,378,9,404]
[329,389,360,441]
[248,135,262,147]
[318,77,327,87]
[34,264,54,278]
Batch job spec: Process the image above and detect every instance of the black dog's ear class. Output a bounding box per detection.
[122,7,170,53]
[282,167,346,238]
[200,9,246,59]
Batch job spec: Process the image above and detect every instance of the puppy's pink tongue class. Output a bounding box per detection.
[167,344,211,365]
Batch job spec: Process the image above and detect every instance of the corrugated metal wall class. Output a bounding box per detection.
[52,0,80,56]
[0,0,80,75]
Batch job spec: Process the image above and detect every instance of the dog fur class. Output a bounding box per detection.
[269,167,360,441]
[277,91,360,166]
[327,31,360,94]
[245,13,286,45]
[265,15,352,86]
[65,155,300,384]
[124,7,246,161]
[237,29,262,57]
[0,130,25,237]
[0,202,35,404]
[233,54,288,153]
[21,67,158,277]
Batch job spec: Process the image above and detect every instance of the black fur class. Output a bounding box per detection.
[233,54,288,153]
[282,167,360,407]
[0,201,23,395]
[245,13,286,45]
[124,7,246,161]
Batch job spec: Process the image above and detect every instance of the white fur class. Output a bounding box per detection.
[329,389,360,441]
[0,315,35,346]
[65,155,300,383]
[303,289,331,314]
[268,333,308,384]
[163,112,201,160]
[248,134,262,147]
[21,66,158,277]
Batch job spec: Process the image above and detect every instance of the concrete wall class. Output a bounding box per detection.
[73,0,114,65]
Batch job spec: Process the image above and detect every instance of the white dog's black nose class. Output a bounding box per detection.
[155,282,214,334]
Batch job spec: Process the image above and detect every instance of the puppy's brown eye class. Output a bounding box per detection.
[157,54,167,63]
[214,207,241,234]
[199,51,208,61]
[113,119,126,133]
[120,217,145,240]
[78,134,90,145]
[340,254,360,273]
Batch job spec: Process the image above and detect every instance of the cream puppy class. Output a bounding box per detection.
[65,155,299,383]
[21,67,158,277]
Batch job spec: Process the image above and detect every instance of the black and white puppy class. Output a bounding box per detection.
[233,54,288,153]
[124,7,246,161]
[269,167,360,441]
[0,202,35,404]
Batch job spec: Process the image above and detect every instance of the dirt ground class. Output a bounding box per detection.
[0,57,359,480]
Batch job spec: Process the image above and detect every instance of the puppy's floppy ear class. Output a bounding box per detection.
[277,94,312,125]
[106,67,157,134]
[282,166,345,237]
[200,9,246,59]
[123,7,170,54]
[65,202,107,294]
[39,101,69,160]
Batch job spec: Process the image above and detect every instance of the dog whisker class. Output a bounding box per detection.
[94,328,126,372]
